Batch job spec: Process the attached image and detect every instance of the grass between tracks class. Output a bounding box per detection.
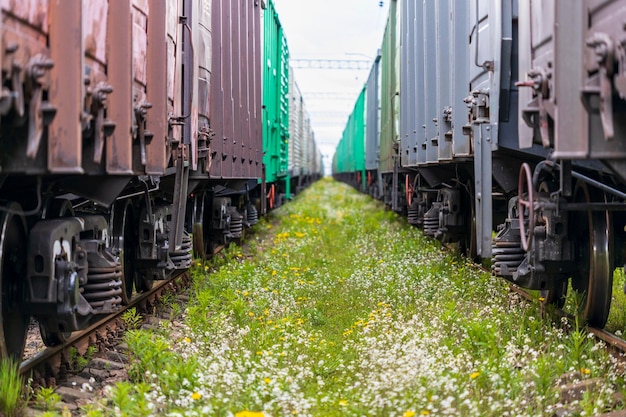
[80,178,626,416]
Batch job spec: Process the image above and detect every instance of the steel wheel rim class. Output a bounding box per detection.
[517,163,535,252]
[112,201,136,304]
[572,181,613,327]
[0,204,28,359]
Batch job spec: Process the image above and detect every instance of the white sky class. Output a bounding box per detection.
[272,0,390,173]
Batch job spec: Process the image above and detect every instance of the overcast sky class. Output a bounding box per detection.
[272,0,390,173]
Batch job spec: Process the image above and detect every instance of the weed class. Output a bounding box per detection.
[86,179,626,416]
[33,386,61,411]
[66,345,97,372]
[0,358,24,416]
[121,307,142,330]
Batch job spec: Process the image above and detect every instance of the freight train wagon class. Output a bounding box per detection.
[334,0,626,328]
[0,0,321,360]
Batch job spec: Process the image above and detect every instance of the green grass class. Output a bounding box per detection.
[0,358,25,416]
[86,178,626,416]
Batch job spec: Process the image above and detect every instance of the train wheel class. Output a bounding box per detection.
[0,203,29,359]
[112,201,136,304]
[39,198,76,345]
[571,181,613,328]
[517,163,535,252]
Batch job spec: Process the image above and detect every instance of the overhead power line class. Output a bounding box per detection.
[302,92,357,100]
[290,59,371,70]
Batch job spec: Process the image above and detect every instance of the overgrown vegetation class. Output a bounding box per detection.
[85,178,626,416]
[0,359,24,416]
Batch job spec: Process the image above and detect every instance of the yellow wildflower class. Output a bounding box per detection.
[581,367,591,375]
[470,371,481,379]
[191,392,202,400]
[235,411,265,417]
[402,411,416,417]
[338,400,348,407]
[538,297,545,302]
[272,270,277,276]
[264,377,272,384]
[248,311,255,317]
[421,411,430,416]
[184,337,191,343]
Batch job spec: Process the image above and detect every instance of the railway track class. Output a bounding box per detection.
[507,283,626,356]
[20,269,190,386]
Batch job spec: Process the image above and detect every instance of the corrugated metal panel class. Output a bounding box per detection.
[436,0,452,162]
[195,0,212,175]
[365,54,381,171]
[379,0,399,174]
[48,0,83,173]
[288,67,302,175]
[302,106,312,174]
[339,86,366,177]
[210,0,225,177]
[145,0,168,175]
[400,0,470,167]
[209,0,262,179]
[221,0,234,177]
[399,0,414,167]
[248,2,263,178]
[423,1,438,163]
[451,0,471,157]
[107,0,133,174]
[262,0,290,184]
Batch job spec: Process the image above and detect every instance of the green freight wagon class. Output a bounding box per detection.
[333,86,367,191]
[262,0,290,210]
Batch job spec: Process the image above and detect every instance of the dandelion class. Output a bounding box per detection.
[248,311,255,317]
[184,337,191,343]
[264,378,272,384]
[402,411,416,417]
[470,371,481,379]
[191,392,202,400]
[421,411,430,416]
[581,368,591,375]
[338,400,348,406]
[538,297,545,302]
